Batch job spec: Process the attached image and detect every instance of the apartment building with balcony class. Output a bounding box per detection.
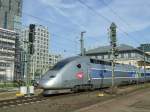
[0,28,18,81]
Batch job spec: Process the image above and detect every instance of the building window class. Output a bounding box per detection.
[104,55,108,59]
[9,0,11,11]
[121,53,124,58]
[4,12,8,29]
[131,53,135,57]
[128,53,131,58]
[108,54,111,59]
[101,55,104,59]
[124,53,128,58]
[118,54,121,58]
[0,0,2,8]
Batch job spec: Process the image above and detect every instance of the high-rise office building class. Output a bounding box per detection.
[0,0,22,32]
[49,54,62,69]
[22,24,49,80]
[0,0,22,82]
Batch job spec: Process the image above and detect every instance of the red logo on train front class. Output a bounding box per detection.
[76,72,84,79]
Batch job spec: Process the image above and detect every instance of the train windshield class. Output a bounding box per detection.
[52,57,78,70]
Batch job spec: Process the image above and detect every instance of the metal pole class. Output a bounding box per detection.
[32,56,35,80]
[143,46,146,82]
[27,42,31,96]
[24,51,27,85]
[24,40,31,96]
[5,64,6,87]
[109,22,117,93]
[24,51,28,86]
[80,31,86,56]
[112,48,115,88]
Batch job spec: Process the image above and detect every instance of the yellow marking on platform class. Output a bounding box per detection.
[97,93,104,97]
[16,93,24,97]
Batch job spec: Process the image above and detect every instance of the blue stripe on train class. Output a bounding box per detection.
[89,69,137,78]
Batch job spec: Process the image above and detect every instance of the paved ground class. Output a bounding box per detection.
[75,88,150,112]
[0,84,150,112]
[0,89,42,101]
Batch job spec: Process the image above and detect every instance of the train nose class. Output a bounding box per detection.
[38,71,58,89]
[39,78,57,89]
[39,80,50,89]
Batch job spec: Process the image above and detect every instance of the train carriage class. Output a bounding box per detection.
[39,56,150,95]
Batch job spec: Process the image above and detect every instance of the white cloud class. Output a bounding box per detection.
[106,0,150,32]
[36,0,150,50]
[39,0,150,37]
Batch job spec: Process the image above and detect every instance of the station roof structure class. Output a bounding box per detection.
[85,44,150,56]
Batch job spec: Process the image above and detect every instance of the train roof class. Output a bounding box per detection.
[57,56,136,68]
[89,58,136,67]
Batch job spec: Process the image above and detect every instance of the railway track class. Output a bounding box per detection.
[0,89,103,109]
[0,95,47,109]
[0,83,148,109]
[0,91,88,109]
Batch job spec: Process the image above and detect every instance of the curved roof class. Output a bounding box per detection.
[86,44,140,55]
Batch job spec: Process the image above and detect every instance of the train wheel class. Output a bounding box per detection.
[89,85,94,91]
[72,86,79,93]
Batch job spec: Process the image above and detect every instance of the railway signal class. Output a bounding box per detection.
[29,24,35,55]
[80,31,86,56]
[23,24,36,97]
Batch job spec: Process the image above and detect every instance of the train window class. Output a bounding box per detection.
[49,75,55,78]
[52,61,69,70]
[90,59,111,66]
[52,57,78,70]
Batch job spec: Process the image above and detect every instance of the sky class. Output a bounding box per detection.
[22,0,150,57]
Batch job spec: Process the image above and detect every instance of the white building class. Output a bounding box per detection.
[0,28,17,82]
[21,24,49,79]
[49,54,62,68]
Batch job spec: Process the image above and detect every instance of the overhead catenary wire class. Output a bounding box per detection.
[77,0,148,45]
[2,1,149,51]
[1,3,113,50]
[1,4,81,35]
[41,3,104,43]
[98,0,150,43]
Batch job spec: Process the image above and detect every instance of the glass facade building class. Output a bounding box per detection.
[0,0,22,32]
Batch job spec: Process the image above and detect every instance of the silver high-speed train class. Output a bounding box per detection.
[39,56,150,95]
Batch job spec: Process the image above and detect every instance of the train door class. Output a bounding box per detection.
[88,67,104,89]
[99,71,104,88]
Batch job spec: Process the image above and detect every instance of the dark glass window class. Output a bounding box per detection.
[9,0,11,11]
[0,0,2,8]
[121,53,124,58]
[4,12,8,29]
[52,60,70,70]
[90,59,111,66]
[52,57,78,70]
[128,53,131,58]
